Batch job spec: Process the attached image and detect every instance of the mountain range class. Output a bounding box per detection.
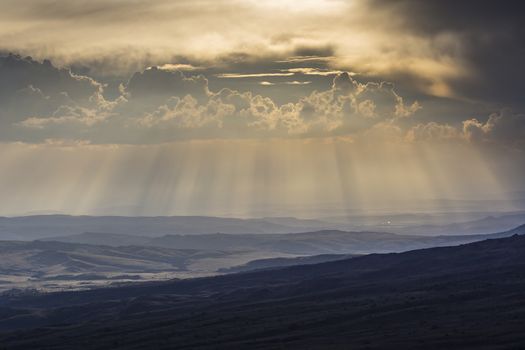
[0,225,524,349]
[2,212,525,241]
[0,224,522,293]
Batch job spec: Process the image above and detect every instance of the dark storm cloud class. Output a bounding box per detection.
[126,67,210,104]
[369,0,525,109]
[0,53,101,102]
[292,45,335,58]
[1,53,522,151]
[462,110,525,149]
[370,0,524,33]
[0,54,102,141]
[0,54,425,144]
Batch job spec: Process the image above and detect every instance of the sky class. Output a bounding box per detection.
[0,0,524,217]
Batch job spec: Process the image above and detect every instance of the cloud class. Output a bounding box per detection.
[284,68,346,76]
[259,81,312,86]
[125,66,210,103]
[292,45,335,58]
[4,54,522,151]
[285,81,311,85]
[19,105,108,129]
[0,54,106,141]
[276,56,334,64]
[3,0,520,118]
[366,0,525,108]
[157,63,202,72]
[406,122,459,143]
[216,72,295,78]
[0,0,474,101]
[406,110,525,150]
[1,55,425,143]
[0,53,101,102]
[3,0,522,113]
[462,111,525,148]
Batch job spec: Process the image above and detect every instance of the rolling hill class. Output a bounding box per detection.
[0,241,261,292]
[0,226,524,349]
[42,227,520,255]
[2,225,522,293]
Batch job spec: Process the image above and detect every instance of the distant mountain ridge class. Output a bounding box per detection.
[41,224,525,255]
[0,215,334,240]
[2,213,525,241]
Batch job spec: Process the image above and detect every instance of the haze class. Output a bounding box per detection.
[0,0,524,216]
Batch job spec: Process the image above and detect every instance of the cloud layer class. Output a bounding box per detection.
[3,0,521,107]
[0,54,421,143]
[2,53,524,151]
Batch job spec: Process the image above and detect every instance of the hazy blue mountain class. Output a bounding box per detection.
[0,215,336,241]
[3,213,525,242]
[49,229,515,255]
[42,224,525,256]
[322,211,525,235]
[41,232,152,246]
[399,212,525,235]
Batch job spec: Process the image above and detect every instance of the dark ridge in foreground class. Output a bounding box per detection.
[0,227,525,349]
[218,253,359,273]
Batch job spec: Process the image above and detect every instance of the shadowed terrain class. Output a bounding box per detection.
[218,253,358,273]
[1,225,523,293]
[0,225,523,349]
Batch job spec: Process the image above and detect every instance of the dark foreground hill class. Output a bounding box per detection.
[1,228,525,349]
[218,253,359,273]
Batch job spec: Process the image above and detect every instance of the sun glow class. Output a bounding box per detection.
[0,138,514,217]
[248,0,347,13]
